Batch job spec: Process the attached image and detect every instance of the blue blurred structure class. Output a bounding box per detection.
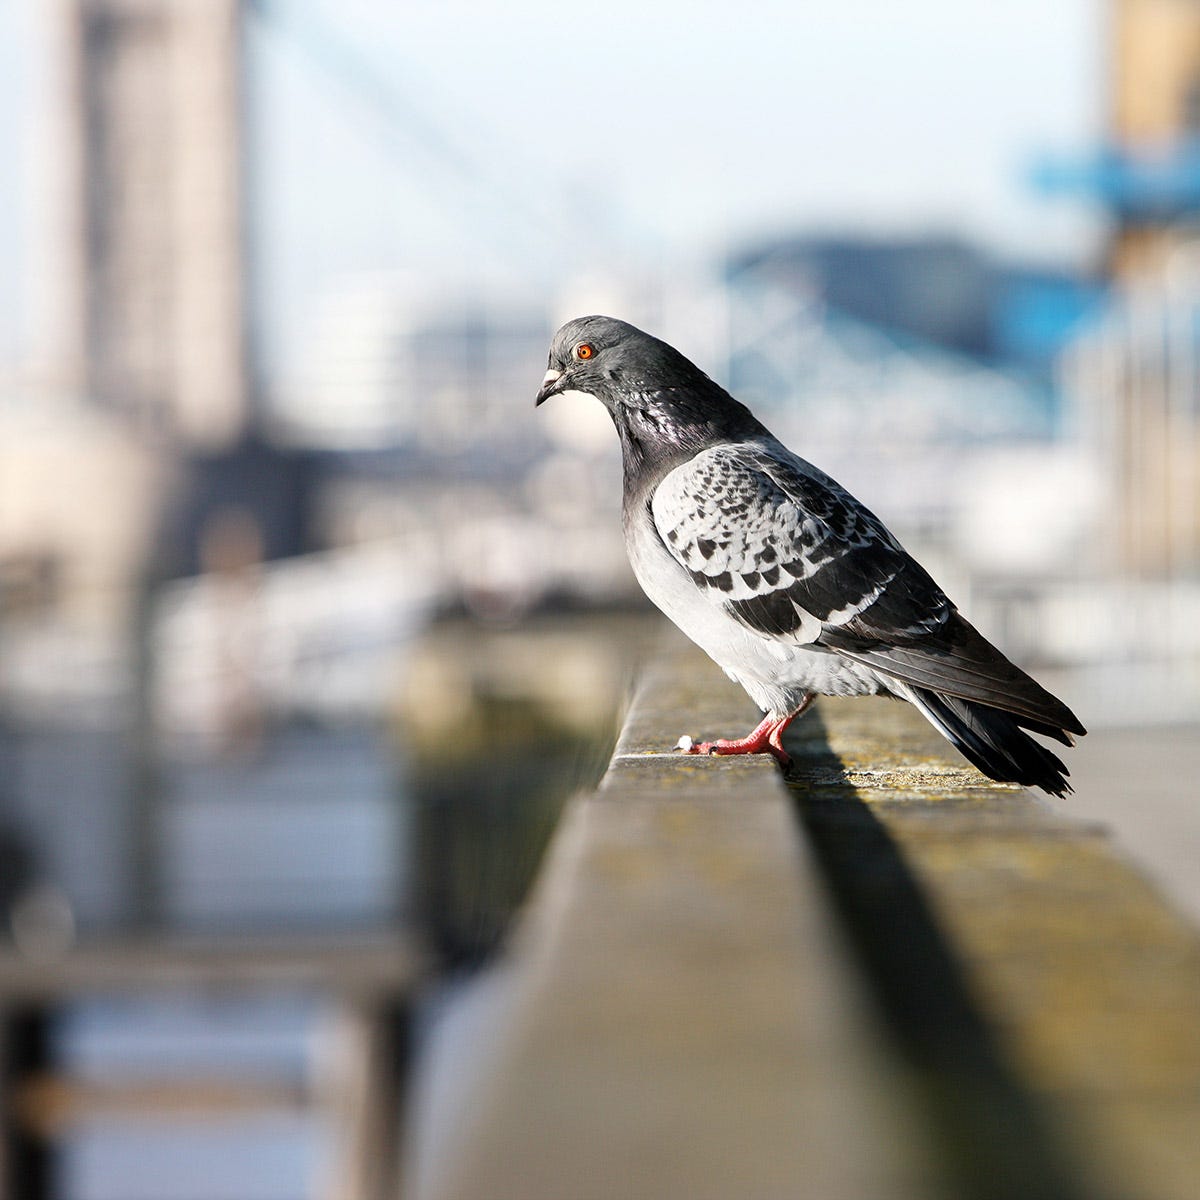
[1033,140,1200,221]
[727,234,1102,393]
[994,275,1104,365]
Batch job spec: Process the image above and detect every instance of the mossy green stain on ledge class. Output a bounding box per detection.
[780,690,1200,1200]
[599,637,1200,1200]
[606,636,1200,1199]
[423,631,1200,1200]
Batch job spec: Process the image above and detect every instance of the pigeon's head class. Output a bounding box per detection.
[535,315,684,408]
[535,316,763,457]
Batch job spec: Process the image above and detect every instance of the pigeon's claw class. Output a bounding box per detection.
[695,737,791,767]
[679,712,796,767]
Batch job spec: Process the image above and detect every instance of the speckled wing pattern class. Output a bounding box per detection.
[650,441,1079,730]
[651,441,950,647]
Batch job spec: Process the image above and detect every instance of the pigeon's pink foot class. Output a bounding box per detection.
[693,732,791,766]
[680,710,795,767]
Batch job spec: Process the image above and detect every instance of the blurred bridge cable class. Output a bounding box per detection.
[245,0,621,274]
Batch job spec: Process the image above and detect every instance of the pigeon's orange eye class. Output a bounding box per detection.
[575,343,595,360]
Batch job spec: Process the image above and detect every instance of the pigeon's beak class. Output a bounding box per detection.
[535,367,564,407]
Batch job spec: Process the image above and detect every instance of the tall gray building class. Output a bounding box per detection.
[46,0,249,448]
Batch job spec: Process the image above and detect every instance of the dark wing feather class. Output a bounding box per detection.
[651,440,947,639]
[819,619,1084,738]
[651,441,935,641]
[651,441,1085,738]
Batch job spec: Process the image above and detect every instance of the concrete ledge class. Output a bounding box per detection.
[421,641,936,1200]
[420,636,1200,1200]
[791,692,1200,1200]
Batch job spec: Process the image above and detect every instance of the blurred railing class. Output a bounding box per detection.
[0,935,424,1200]
[416,635,1200,1200]
[0,607,653,1200]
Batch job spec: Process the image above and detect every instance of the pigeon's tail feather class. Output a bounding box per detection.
[906,686,1074,797]
[822,616,1087,740]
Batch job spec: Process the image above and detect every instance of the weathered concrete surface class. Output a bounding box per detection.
[420,642,941,1200]
[418,634,1200,1200]
[790,690,1200,1200]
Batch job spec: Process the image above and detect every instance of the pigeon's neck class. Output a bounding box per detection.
[614,387,766,496]
[616,421,692,496]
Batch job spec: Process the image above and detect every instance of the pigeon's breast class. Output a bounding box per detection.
[623,497,886,714]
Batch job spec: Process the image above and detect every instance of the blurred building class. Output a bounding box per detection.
[1048,0,1200,579]
[1060,267,1200,578]
[43,0,250,448]
[0,399,169,633]
[1109,0,1200,279]
[279,279,415,449]
[728,234,1095,377]
[3,0,324,715]
[276,280,550,452]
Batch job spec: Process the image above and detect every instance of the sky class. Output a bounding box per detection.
[0,0,1107,377]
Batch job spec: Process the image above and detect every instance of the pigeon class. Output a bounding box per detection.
[535,315,1086,796]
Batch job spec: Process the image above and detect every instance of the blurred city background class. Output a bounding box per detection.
[0,1,1198,1197]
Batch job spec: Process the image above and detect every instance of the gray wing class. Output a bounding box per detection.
[651,442,1082,733]
[651,441,950,647]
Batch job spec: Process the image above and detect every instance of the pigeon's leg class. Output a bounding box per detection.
[684,695,814,767]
